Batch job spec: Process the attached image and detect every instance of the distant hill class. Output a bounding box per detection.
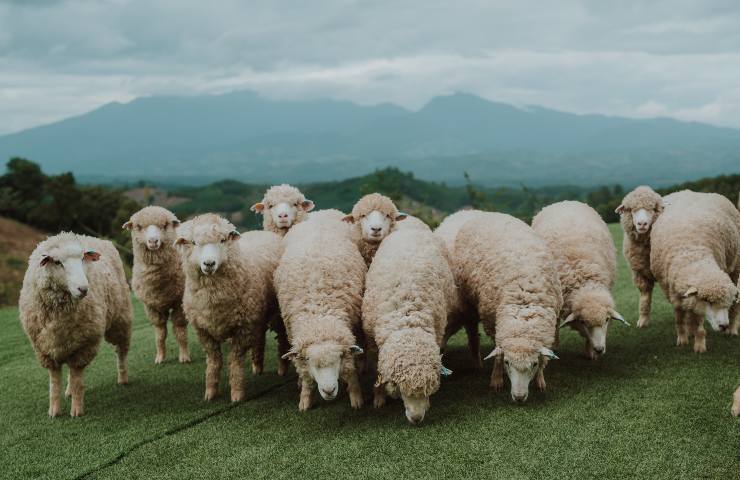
[1,91,740,187]
[0,217,45,306]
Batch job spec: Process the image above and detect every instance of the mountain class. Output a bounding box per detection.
[2,90,740,186]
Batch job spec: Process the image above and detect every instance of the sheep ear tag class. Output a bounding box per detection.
[349,345,364,355]
[84,251,100,262]
[440,365,453,377]
[539,348,559,360]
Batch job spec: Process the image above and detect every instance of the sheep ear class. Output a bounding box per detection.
[174,237,191,247]
[122,220,133,230]
[40,255,54,267]
[281,350,298,361]
[539,348,559,360]
[301,200,315,212]
[440,365,453,377]
[395,213,408,221]
[559,312,576,328]
[342,214,355,224]
[683,287,698,298]
[610,309,630,326]
[349,345,364,355]
[374,373,384,387]
[171,219,181,227]
[615,204,625,215]
[483,346,503,361]
[250,202,265,214]
[83,250,100,262]
[228,230,241,241]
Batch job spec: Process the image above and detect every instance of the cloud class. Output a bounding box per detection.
[1,0,740,134]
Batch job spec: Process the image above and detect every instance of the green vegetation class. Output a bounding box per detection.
[0,226,737,480]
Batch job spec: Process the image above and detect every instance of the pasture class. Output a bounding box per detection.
[0,225,737,480]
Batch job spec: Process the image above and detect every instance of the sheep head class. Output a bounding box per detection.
[560,285,627,356]
[174,214,240,276]
[251,184,313,234]
[342,193,407,244]
[678,261,738,332]
[484,338,558,403]
[36,232,99,301]
[123,206,180,252]
[615,186,665,237]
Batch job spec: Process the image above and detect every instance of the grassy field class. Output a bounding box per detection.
[0,225,737,480]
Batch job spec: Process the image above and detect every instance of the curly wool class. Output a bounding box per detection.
[650,190,740,310]
[258,184,311,236]
[532,201,617,328]
[19,233,132,370]
[348,193,401,264]
[362,224,458,398]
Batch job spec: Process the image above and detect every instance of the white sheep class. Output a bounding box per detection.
[532,201,628,359]
[250,184,314,236]
[437,210,561,403]
[19,232,132,417]
[362,217,458,424]
[649,190,740,352]
[175,214,283,401]
[275,209,366,411]
[342,193,407,265]
[123,206,189,364]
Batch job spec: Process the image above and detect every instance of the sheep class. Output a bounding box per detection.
[19,232,132,417]
[175,214,284,401]
[123,206,189,364]
[438,210,561,403]
[362,217,458,424]
[616,186,666,328]
[250,184,314,236]
[275,209,366,411]
[532,201,628,359]
[649,190,740,352]
[732,386,740,417]
[342,193,407,265]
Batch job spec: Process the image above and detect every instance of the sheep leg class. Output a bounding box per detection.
[490,356,505,391]
[146,305,168,364]
[536,358,548,391]
[727,298,739,336]
[116,345,129,385]
[689,312,706,353]
[345,369,364,410]
[228,347,247,402]
[636,281,654,328]
[373,384,387,409]
[171,305,190,363]
[48,367,62,417]
[251,322,267,376]
[274,318,291,376]
[198,331,223,401]
[64,371,71,398]
[298,376,315,412]
[68,367,85,417]
[675,308,689,346]
[464,318,483,370]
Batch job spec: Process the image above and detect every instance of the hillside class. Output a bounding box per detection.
[2,91,740,187]
[0,217,45,305]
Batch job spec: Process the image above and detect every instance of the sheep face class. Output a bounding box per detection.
[361,210,393,243]
[123,207,180,251]
[290,343,363,401]
[562,290,627,357]
[488,345,557,403]
[616,186,664,236]
[39,243,100,300]
[402,394,430,425]
[176,224,241,276]
[677,264,737,331]
[253,199,314,230]
[682,290,734,331]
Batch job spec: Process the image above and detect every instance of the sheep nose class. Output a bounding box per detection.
[408,414,424,425]
[371,227,382,233]
[512,394,528,403]
[77,286,88,298]
[322,387,336,397]
[203,260,216,268]
[278,213,288,219]
[593,346,605,354]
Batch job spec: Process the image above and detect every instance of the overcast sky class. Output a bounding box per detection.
[1,0,740,134]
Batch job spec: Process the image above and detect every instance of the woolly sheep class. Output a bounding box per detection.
[616,186,666,328]
[342,193,407,265]
[532,201,628,359]
[123,206,189,364]
[19,233,132,417]
[250,184,314,236]
[438,210,561,403]
[362,218,458,424]
[649,190,740,352]
[175,214,283,401]
[275,209,366,411]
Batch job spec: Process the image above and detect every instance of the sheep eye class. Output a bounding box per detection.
[504,360,510,366]
[220,238,226,244]
[135,225,142,231]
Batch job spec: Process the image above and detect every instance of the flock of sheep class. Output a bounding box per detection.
[17,184,740,423]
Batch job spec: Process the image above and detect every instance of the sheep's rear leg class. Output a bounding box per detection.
[727,299,739,336]
[536,359,548,391]
[689,313,706,353]
[298,377,314,412]
[373,384,387,408]
[171,305,191,363]
[346,369,364,409]
[48,367,62,417]
[675,308,689,346]
[490,355,505,391]
[274,319,291,376]
[251,323,267,376]
[68,367,85,417]
[464,319,483,370]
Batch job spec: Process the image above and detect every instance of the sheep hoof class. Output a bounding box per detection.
[277,362,287,376]
[490,379,504,391]
[350,394,364,410]
[637,316,649,328]
[70,406,84,417]
[298,397,312,411]
[204,388,218,401]
[373,395,386,409]
[48,404,61,417]
[693,341,706,354]
[178,353,191,363]
[230,390,245,403]
[154,354,165,364]
[117,373,129,385]
[676,335,688,346]
[251,362,263,376]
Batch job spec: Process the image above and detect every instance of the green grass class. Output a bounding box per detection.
[0,225,737,480]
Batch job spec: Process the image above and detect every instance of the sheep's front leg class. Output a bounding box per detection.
[636,280,654,328]
[274,319,291,376]
[229,346,247,402]
[536,359,548,391]
[689,312,706,353]
[146,306,168,364]
[298,376,315,412]
[48,367,62,417]
[373,384,387,408]
[171,305,190,363]
[197,331,223,401]
[68,367,85,417]
[464,318,483,370]
[345,369,364,409]
[251,322,267,376]
[675,307,689,346]
[490,355,505,391]
[727,300,739,336]
[575,323,596,360]
[116,345,129,385]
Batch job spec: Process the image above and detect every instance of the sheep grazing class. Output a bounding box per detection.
[649,190,740,352]
[275,209,366,411]
[123,206,189,364]
[175,214,284,402]
[732,387,740,417]
[362,217,458,424]
[438,210,561,403]
[19,233,132,417]
[616,186,666,328]
[342,193,407,265]
[532,201,628,359]
[250,184,314,236]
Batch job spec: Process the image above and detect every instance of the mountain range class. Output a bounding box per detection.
[1,90,739,187]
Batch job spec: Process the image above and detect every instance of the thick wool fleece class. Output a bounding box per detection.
[258,184,311,236]
[20,233,132,371]
[650,191,740,339]
[348,193,401,265]
[452,211,561,358]
[532,201,617,330]
[178,214,282,399]
[274,209,366,401]
[362,225,459,399]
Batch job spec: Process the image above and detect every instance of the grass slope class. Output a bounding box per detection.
[0,225,737,480]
